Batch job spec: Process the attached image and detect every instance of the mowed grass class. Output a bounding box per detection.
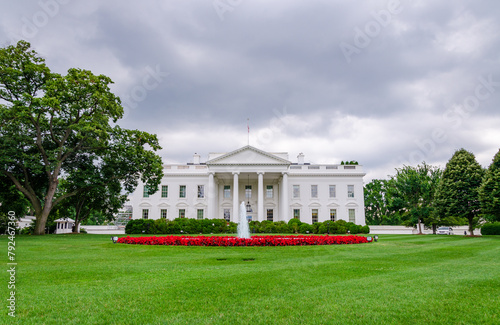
[1,234,499,325]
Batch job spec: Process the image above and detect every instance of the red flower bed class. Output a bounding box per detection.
[117,235,371,246]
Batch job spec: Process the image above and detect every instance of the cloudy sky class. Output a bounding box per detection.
[2,0,500,181]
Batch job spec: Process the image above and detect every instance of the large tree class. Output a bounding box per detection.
[364,179,402,225]
[434,149,484,235]
[479,148,500,222]
[0,41,163,235]
[387,163,442,234]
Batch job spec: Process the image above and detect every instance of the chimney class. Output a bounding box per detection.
[193,153,201,165]
[297,152,305,165]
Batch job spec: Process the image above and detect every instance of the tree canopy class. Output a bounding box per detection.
[434,149,484,235]
[479,148,500,222]
[0,41,163,235]
[364,179,401,225]
[387,162,442,233]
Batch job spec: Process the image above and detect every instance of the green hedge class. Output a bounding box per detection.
[481,222,500,235]
[125,218,237,235]
[125,218,369,235]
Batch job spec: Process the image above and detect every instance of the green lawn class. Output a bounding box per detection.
[1,234,499,325]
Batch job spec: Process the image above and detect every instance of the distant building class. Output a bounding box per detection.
[127,146,366,225]
[54,217,78,234]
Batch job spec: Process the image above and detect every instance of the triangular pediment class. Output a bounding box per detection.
[207,146,290,165]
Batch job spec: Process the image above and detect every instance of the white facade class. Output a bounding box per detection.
[127,146,366,225]
[54,217,79,234]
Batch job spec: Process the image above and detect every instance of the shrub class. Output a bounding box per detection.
[299,223,313,234]
[124,218,367,235]
[349,224,362,234]
[311,222,321,234]
[153,219,168,234]
[275,221,291,233]
[249,221,262,233]
[361,225,370,234]
[125,219,156,234]
[481,222,500,235]
[288,218,302,233]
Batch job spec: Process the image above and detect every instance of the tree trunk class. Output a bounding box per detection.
[73,220,80,233]
[417,219,423,234]
[34,207,51,235]
[468,220,474,236]
[432,224,437,234]
[34,178,59,235]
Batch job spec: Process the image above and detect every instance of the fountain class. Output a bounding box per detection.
[237,201,251,238]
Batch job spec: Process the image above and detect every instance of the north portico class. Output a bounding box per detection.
[206,146,292,222]
[128,145,366,225]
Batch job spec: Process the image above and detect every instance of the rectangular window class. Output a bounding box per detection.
[267,209,274,221]
[330,209,337,221]
[329,185,336,198]
[311,185,318,198]
[179,209,185,218]
[198,185,205,198]
[142,209,149,219]
[179,185,186,198]
[348,185,355,198]
[143,186,149,198]
[161,185,168,198]
[266,185,273,198]
[161,209,168,219]
[293,209,300,220]
[223,209,230,222]
[224,185,231,199]
[293,185,300,198]
[349,209,356,223]
[312,209,318,224]
[197,209,204,220]
[245,185,252,199]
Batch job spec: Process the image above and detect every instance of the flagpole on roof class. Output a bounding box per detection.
[247,118,250,146]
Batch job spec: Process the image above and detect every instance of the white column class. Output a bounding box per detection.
[258,172,264,222]
[280,172,289,222]
[232,172,239,222]
[208,172,215,218]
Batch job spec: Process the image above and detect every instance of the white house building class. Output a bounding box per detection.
[127,146,366,225]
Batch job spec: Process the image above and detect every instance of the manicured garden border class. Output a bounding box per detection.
[117,235,371,246]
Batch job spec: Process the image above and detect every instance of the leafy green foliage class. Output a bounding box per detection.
[125,218,237,235]
[434,149,485,235]
[0,41,163,235]
[125,218,367,235]
[481,222,500,235]
[340,160,358,165]
[386,162,442,233]
[287,218,302,233]
[298,223,313,234]
[364,179,403,225]
[0,175,30,217]
[479,148,500,222]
